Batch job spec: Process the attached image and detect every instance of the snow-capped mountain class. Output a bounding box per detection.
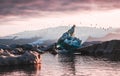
[87,32,120,42]
[0,26,114,45]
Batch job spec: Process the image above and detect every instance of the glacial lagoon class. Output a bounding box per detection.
[0,53,120,76]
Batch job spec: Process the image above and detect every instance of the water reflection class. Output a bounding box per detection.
[57,54,120,76]
[0,53,120,76]
[57,53,76,76]
[0,64,41,76]
[75,56,120,76]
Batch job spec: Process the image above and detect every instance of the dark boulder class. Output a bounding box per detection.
[20,44,34,50]
[0,51,41,66]
[9,44,21,49]
[42,43,57,54]
[0,44,11,50]
[82,41,102,48]
[76,40,120,57]
[12,48,24,55]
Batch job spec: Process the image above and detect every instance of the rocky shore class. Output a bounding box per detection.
[0,45,41,66]
[0,25,119,66]
[75,40,120,60]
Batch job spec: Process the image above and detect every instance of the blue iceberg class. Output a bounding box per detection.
[56,25,82,51]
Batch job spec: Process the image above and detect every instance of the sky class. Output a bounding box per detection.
[0,0,120,37]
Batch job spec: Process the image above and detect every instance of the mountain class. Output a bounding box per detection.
[115,28,120,33]
[0,26,114,45]
[0,37,41,45]
[87,28,120,42]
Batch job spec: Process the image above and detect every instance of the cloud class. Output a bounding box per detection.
[0,0,120,18]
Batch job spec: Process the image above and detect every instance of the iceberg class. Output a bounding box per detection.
[56,25,82,51]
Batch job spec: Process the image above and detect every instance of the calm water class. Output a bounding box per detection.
[0,53,120,76]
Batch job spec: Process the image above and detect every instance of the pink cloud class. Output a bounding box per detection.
[0,0,120,18]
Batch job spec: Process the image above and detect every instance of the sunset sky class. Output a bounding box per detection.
[0,0,120,37]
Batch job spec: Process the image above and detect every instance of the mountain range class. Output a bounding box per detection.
[87,28,120,42]
[0,26,115,45]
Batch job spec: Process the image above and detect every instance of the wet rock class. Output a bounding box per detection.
[20,44,34,50]
[0,49,14,56]
[12,48,24,55]
[0,51,41,66]
[41,43,57,54]
[82,41,102,48]
[76,40,120,57]
[0,44,11,50]
[9,44,21,49]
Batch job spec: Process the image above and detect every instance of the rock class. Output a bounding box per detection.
[20,44,34,50]
[0,49,14,56]
[0,44,11,50]
[41,43,57,54]
[76,40,120,57]
[9,44,23,49]
[0,51,41,66]
[82,41,102,47]
[12,48,24,55]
